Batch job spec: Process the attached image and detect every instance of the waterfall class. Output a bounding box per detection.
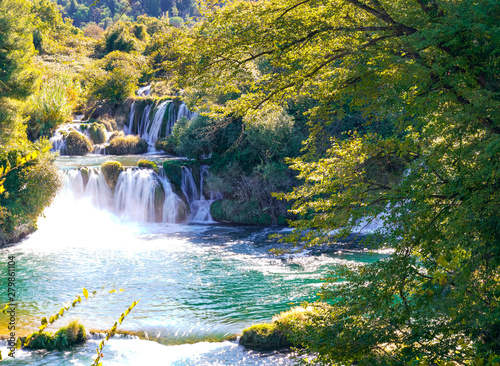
[181,166,219,223]
[125,100,197,151]
[177,103,198,122]
[126,102,135,135]
[138,104,152,138]
[143,101,169,147]
[61,168,187,223]
[114,169,160,222]
[181,166,200,204]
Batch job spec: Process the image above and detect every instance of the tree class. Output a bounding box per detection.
[0,0,61,246]
[166,0,500,364]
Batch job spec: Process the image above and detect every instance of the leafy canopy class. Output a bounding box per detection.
[163,0,500,364]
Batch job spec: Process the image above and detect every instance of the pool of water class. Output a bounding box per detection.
[0,155,384,365]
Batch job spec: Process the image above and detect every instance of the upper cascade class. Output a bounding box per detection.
[127,100,198,150]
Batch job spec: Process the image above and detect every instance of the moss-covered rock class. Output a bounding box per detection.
[105,135,148,155]
[79,167,90,188]
[138,159,159,173]
[89,122,107,144]
[65,131,92,156]
[25,320,86,351]
[210,199,276,225]
[101,161,124,190]
[239,323,292,350]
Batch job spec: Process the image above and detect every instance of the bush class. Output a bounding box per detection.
[155,136,177,155]
[109,131,124,142]
[88,123,107,144]
[0,140,62,245]
[105,135,148,155]
[25,74,81,140]
[137,159,159,173]
[239,323,292,350]
[101,21,138,54]
[25,320,86,350]
[101,161,123,190]
[169,17,184,28]
[89,66,138,104]
[65,131,92,155]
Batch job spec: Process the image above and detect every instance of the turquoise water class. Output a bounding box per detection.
[0,155,384,365]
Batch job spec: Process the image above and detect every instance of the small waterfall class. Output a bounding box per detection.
[143,101,169,148]
[177,103,198,122]
[181,166,219,223]
[59,164,220,224]
[181,166,200,205]
[126,102,135,135]
[138,104,152,138]
[85,169,113,210]
[126,100,197,151]
[114,169,162,222]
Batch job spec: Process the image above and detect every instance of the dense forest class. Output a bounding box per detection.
[1,0,499,365]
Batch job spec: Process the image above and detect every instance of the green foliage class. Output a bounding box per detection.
[96,115,118,132]
[154,136,176,154]
[25,320,86,350]
[164,0,500,363]
[169,16,184,28]
[101,21,138,54]
[100,161,124,190]
[65,131,93,155]
[0,140,61,245]
[89,122,107,144]
[87,66,138,104]
[105,135,148,154]
[239,323,291,350]
[26,74,82,140]
[137,159,159,173]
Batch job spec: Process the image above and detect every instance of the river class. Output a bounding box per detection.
[0,154,384,365]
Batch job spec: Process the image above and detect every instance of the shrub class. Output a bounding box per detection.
[169,17,184,28]
[239,323,292,350]
[25,320,86,350]
[0,139,62,245]
[155,136,176,155]
[137,159,159,173]
[65,131,92,155]
[89,66,138,104]
[105,135,148,155]
[102,21,137,54]
[25,74,81,140]
[88,123,107,144]
[109,131,124,142]
[100,161,123,190]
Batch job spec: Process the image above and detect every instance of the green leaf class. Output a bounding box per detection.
[41,317,47,325]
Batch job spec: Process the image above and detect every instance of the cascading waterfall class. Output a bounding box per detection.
[126,101,135,135]
[181,166,219,223]
[143,101,169,147]
[126,100,197,150]
[62,167,190,224]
